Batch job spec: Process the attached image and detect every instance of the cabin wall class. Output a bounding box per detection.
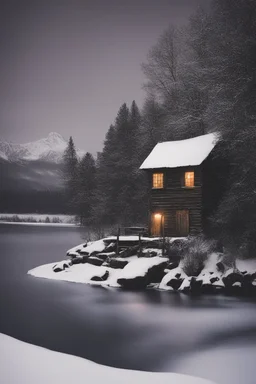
[148,166,203,237]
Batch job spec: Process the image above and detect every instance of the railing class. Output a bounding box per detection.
[114,226,165,256]
[123,226,148,236]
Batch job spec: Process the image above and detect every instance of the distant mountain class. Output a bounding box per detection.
[0,133,85,193]
[0,132,84,163]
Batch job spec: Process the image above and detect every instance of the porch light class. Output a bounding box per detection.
[153,213,165,255]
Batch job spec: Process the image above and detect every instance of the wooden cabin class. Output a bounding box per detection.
[140,133,222,237]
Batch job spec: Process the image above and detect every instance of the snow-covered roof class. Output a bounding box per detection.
[140,133,218,170]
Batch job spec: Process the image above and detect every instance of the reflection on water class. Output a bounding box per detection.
[0,224,256,384]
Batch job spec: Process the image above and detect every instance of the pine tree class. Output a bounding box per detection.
[76,152,96,225]
[93,103,146,227]
[62,136,78,212]
[93,124,119,225]
[127,101,148,224]
[107,104,132,225]
[114,103,141,225]
[130,100,141,163]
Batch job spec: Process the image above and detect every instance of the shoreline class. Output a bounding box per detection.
[0,213,78,227]
[0,333,215,384]
[28,238,256,297]
[0,221,79,227]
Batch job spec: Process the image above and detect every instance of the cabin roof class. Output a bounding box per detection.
[140,132,218,170]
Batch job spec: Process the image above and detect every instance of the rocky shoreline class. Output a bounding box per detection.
[29,237,256,296]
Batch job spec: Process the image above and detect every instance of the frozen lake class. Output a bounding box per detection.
[0,223,256,384]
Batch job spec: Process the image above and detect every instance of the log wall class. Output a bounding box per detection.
[147,166,203,237]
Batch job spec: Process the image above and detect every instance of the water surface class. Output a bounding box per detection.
[0,223,256,384]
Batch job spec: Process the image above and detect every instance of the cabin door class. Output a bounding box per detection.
[176,210,189,237]
[151,213,164,236]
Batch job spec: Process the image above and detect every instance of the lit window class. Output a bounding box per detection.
[152,173,164,189]
[185,172,194,187]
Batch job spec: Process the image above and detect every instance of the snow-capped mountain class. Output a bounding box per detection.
[0,132,84,163]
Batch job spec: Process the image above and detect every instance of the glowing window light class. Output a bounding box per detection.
[185,171,194,187]
[152,173,164,189]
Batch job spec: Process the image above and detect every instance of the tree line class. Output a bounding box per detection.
[63,0,256,255]
[0,190,66,214]
[63,101,148,233]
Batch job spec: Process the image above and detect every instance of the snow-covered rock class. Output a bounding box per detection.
[211,278,225,291]
[79,239,107,255]
[91,270,109,281]
[67,242,88,257]
[53,260,72,272]
[159,266,187,291]
[118,257,167,280]
[71,255,88,265]
[222,269,244,289]
[178,277,192,293]
[107,259,129,269]
[87,256,104,266]
[196,273,216,294]
[117,256,168,289]
[192,254,224,293]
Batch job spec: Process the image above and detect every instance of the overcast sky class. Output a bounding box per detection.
[0,0,207,153]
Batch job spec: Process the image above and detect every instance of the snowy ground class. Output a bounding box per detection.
[0,213,76,226]
[0,333,215,384]
[174,341,256,384]
[28,255,168,288]
[28,237,169,288]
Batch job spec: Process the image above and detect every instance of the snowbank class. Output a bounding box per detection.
[28,262,110,285]
[28,256,168,289]
[0,333,215,384]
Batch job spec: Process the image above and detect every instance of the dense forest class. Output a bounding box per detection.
[63,0,256,255]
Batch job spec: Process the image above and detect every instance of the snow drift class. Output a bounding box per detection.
[0,333,215,384]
